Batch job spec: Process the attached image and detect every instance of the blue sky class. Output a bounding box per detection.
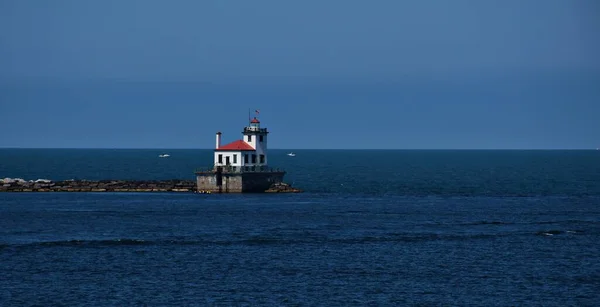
[0,0,598,149]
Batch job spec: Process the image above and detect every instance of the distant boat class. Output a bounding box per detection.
[287,152,296,157]
[159,154,170,158]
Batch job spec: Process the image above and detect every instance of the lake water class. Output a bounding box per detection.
[1,149,599,306]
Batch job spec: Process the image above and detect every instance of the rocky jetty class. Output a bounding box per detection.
[0,177,303,193]
[0,178,196,193]
[265,182,303,193]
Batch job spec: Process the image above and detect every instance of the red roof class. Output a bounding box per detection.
[216,140,255,151]
[250,117,260,123]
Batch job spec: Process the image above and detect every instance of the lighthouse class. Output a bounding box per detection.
[195,112,287,193]
[211,116,269,172]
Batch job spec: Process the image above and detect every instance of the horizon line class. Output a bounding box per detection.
[0,147,596,151]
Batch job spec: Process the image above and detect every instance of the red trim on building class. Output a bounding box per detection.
[250,117,260,123]
[216,140,255,151]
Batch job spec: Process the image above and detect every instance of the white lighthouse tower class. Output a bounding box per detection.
[242,116,269,167]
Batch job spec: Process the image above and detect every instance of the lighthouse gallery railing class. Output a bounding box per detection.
[195,165,285,174]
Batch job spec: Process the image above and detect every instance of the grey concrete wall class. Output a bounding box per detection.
[196,171,285,193]
[196,173,243,193]
[196,174,218,192]
[221,174,243,193]
[242,172,285,192]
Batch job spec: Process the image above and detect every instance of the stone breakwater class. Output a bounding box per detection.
[0,178,303,193]
[265,182,303,193]
[0,178,196,193]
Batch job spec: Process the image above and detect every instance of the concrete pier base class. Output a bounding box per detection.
[195,167,287,193]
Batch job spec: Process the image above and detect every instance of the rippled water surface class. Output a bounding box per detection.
[1,149,599,306]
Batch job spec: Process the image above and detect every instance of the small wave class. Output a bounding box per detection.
[0,233,506,250]
[465,220,599,227]
[534,220,600,225]
[342,210,366,214]
[1,238,150,249]
[535,230,563,236]
[4,228,583,250]
[46,238,149,247]
[536,229,583,236]
[280,201,317,205]
[459,221,511,226]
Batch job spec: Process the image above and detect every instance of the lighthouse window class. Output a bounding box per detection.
[218,154,223,164]
[252,154,257,163]
[259,135,263,142]
[233,154,237,164]
[244,154,248,164]
[260,154,265,163]
[247,135,252,142]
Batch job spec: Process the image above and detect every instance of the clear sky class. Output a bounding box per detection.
[0,0,598,149]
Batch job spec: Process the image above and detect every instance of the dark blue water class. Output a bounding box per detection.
[1,149,600,306]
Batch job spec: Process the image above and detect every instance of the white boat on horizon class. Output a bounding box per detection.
[287,152,296,157]
[159,154,170,158]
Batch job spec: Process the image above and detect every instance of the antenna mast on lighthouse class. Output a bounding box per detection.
[248,109,260,125]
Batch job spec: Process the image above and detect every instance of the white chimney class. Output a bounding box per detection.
[216,132,222,149]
